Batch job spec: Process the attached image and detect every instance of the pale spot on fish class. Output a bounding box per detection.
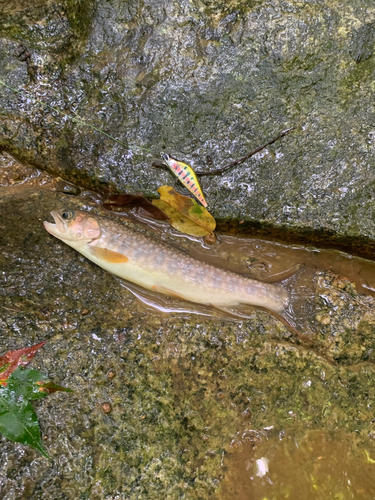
[154,253,165,266]
[168,261,178,273]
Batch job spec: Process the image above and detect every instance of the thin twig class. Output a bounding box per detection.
[0,305,19,313]
[195,127,295,176]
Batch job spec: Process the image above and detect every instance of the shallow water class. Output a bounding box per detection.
[3,164,375,498]
[94,215,375,498]
[215,429,375,500]
[115,216,375,335]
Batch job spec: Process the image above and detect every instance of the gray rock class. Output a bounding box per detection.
[1,0,375,256]
[350,21,375,63]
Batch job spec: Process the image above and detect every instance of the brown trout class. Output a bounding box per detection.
[43,209,289,313]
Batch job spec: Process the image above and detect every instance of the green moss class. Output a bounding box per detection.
[201,0,262,19]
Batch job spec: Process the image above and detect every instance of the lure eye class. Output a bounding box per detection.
[161,152,169,162]
[61,210,74,220]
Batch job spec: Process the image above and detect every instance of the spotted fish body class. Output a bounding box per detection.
[44,209,289,314]
[162,153,208,207]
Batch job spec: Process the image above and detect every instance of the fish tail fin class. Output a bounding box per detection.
[205,265,335,365]
[272,265,341,366]
[212,265,318,331]
[214,265,334,365]
[278,264,321,336]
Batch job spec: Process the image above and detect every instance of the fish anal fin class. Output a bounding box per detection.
[154,285,186,301]
[89,246,129,264]
[213,304,256,320]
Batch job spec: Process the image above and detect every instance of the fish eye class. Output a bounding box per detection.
[161,152,169,161]
[61,210,74,220]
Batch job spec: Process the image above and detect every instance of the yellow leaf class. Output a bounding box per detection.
[152,186,216,237]
[152,200,211,237]
[364,450,375,464]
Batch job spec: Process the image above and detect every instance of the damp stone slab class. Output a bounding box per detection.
[0,1,375,255]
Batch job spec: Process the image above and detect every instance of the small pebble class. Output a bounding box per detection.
[242,407,252,420]
[102,403,112,413]
[204,233,217,244]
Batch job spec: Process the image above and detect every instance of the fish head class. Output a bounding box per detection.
[44,209,101,243]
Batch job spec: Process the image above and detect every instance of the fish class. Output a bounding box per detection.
[43,209,289,314]
[161,153,208,207]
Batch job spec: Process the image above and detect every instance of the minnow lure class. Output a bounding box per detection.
[161,153,208,207]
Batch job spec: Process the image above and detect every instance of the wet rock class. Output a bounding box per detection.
[14,44,31,62]
[0,1,375,257]
[1,173,375,497]
[55,178,81,196]
[2,1,375,496]
[349,22,375,63]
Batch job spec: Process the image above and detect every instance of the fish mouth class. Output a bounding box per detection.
[43,210,66,237]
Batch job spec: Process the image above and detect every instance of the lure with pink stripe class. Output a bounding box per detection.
[161,153,208,207]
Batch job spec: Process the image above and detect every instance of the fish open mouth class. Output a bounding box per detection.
[43,210,65,237]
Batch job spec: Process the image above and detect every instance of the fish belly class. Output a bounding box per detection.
[77,243,288,313]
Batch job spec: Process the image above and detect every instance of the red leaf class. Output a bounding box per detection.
[103,194,168,220]
[0,342,46,382]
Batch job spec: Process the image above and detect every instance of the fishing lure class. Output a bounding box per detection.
[161,153,208,207]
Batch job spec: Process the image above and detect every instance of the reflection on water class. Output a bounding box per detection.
[179,233,375,297]
[215,429,375,500]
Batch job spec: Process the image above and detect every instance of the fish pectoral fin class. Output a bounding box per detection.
[89,246,129,264]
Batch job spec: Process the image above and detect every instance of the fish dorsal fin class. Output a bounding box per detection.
[89,246,129,264]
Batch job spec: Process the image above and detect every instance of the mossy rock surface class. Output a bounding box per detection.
[1,177,375,498]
